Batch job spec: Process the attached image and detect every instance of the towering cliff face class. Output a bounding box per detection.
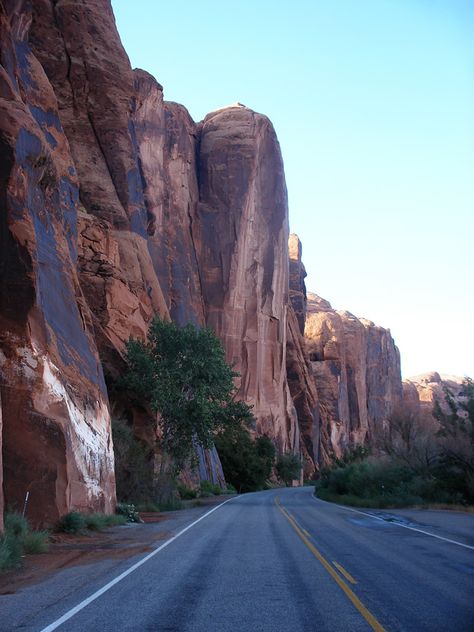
[0,0,115,524]
[286,235,325,474]
[0,0,303,523]
[304,292,402,459]
[194,105,299,453]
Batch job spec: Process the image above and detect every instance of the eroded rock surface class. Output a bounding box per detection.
[403,372,466,423]
[194,105,299,453]
[0,0,115,524]
[305,292,402,458]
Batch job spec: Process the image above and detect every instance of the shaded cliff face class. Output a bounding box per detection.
[304,291,402,459]
[286,235,327,475]
[194,105,299,453]
[0,0,115,524]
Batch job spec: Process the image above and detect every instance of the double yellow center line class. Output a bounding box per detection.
[275,497,386,632]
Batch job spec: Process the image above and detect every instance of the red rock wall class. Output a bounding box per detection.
[0,0,115,525]
[304,291,402,460]
[194,105,300,453]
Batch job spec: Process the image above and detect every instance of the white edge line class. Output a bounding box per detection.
[39,497,236,632]
[311,493,474,551]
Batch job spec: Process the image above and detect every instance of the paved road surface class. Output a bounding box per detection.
[1,487,473,631]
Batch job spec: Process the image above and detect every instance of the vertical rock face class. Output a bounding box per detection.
[304,292,402,459]
[133,69,204,326]
[194,105,299,452]
[286,235,324,475]
[0,0,115,524]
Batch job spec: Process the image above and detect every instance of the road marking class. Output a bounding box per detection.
[303,529,312,538]
[39,498,236,632]
[311,495,474,551]
[276,498,386,632]
[333,561,358,585]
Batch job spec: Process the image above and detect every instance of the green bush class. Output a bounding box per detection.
[177,484,198,500]
[4,513,28,538]
[215,427,275,492]
[83,513,126,531]
[157,497,183,512]
[0,534,22,571]
[58,511,86,533]
[276,453,302,486]
[199,480,222,496]
[136,501,160,512]
[116,503,141,522]
[21,531,50,554]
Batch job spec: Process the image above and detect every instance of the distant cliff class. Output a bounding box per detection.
[288,235,403,467]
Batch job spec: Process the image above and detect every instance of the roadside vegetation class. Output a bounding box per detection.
[113,316,300,505]
[316,377,474,509]
[0,513,49,571]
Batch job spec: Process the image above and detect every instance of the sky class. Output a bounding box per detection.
[112,0,474,379]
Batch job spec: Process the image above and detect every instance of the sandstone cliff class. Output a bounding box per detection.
[0,0,301,524]
[403,372,466,425]
[0,0,115,524]
[304,290,402,460]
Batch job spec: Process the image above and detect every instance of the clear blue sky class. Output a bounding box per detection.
[112,0,474,379]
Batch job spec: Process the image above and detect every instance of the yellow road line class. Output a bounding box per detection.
[333,561,358,585]
[275,498,386,632]
[303,529,311,538]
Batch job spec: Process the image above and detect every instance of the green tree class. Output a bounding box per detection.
[214,426,275,492]
[276,452,302,486]
[122,317,253,471]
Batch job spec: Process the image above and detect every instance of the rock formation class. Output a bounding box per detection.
[194,105,299,453]
[0,0,411,525]
[0,0,115,524]
[304,291,402,460]
[403,372,466,425]
[0,0,302,524]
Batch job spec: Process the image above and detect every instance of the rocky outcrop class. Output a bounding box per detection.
[403,372,466,424]
[305,292,402,459]
[194,105,299,453]
[0,0,115,525]
[286,235,328,475]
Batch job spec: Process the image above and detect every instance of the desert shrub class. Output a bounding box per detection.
[199,481,222,496]
[21,531,50,554]
[276,453,302,486]
[157,497,183,512]
[83,513,126,531]
[116,503,141,522]
[0,534,22,571]
[4,513,28,538]
[58,511,86,534]
[136,501,160,512]
[177,484,198,500]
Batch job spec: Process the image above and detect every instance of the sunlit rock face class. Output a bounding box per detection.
[194,105,300,453]
[0,0,115,525]
[305,293,402,459]
[403,372,466,425]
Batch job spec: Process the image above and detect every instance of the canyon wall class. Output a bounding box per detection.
[0,0,115,524]
[287,236,403,464]
[0,0,409,524]
[0,0,301,523]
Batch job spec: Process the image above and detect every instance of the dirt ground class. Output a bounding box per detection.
[0,495,231,596]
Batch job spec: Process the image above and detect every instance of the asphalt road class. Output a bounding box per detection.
[1,487,473,631]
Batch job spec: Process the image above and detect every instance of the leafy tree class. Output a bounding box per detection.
[276,452,302,486]
[121,317,253,471]
[214,426,275,492]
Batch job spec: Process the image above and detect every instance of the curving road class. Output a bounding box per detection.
[1,487,473,631]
